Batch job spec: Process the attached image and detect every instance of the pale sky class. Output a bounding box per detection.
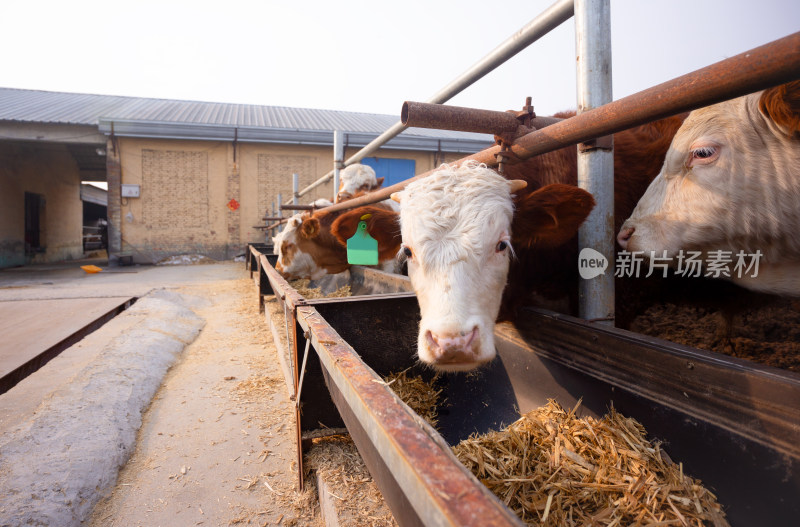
[1,0,798,118]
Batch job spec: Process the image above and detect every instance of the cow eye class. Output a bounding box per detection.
[402,246,413,259]
[687,143,719,167]
[693,147,715,159]
[496,241,508,252]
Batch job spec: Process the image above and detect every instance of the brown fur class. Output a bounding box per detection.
[758,81,800,135]
[283,202,398,278]
[512,184,595,249]
[331,205,402,262]
[500,112,689,324]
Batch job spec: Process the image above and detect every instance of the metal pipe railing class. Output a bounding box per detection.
[290,0,575,200]
[318,31,800,215]
[402,101,565,138]
[401,101,522,135]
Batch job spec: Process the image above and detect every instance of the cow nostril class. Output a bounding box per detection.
[427,327,479,361]
[617,227,635,249]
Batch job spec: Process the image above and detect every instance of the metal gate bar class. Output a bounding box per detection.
[318,31,800,215]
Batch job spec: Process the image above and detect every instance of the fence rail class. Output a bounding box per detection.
[317,30,800,215]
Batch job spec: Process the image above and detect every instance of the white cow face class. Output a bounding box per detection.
[393,163,525,372]
[620,91,800,260]
[274,214,325,280]
[337,164,383,202]
[618,82,800,294]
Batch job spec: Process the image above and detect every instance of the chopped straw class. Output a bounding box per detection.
[289,279,351,299]
[383,369,443,428]
[452,399,730,527]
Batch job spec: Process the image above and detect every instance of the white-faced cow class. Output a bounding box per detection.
[618,81,800,295]
[331,114,689,371]
[337,163,384,202]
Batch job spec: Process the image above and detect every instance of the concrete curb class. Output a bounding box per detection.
[0,294,204,527]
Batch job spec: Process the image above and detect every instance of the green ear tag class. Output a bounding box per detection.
[347,218,379,265]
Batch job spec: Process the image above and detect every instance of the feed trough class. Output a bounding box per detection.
[247,243,800,527]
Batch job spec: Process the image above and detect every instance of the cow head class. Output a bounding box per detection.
[389,162,593,372]
[337,163,385,202]
[274,210,349,280]
[618,81,800,268]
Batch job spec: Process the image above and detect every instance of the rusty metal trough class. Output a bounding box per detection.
[246,243,800,527]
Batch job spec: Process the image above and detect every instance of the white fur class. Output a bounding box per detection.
[620,91,800,295]
[337,163,378,200]
[311,198,332,208]
[274,214,326,279]
[398,162,517,371]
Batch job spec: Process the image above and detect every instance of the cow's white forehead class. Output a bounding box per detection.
[279,215,303,243]
[339,164,377,190]
[400,163,514,269]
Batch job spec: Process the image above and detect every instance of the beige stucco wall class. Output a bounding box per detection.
[0,142,83,268]
[116,136,447,263]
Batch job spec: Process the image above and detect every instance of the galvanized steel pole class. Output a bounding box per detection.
[575,0,615,324]
[276,192,283,232]
[333,130,344,203]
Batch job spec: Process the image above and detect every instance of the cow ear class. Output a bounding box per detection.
[375,177,385,188]
[513,183,595,248]
[758,80,800,135]
[331,206,402,261]
[300,218,320,239]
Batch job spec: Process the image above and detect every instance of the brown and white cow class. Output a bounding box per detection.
[337,163,385,202]
[618,81,800,295]
[332,113,688,371]
[274,201,399,280]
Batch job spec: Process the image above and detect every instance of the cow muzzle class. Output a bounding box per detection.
[422,326,488,371]
[617,226,635,249]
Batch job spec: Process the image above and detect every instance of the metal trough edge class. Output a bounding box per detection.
[506,307,800,460]
[296,306,525,527]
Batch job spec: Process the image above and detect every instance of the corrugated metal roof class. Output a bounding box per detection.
[0,87,493,143]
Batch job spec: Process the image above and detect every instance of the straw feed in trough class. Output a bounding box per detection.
[452,399,730,526]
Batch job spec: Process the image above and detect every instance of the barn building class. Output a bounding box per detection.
[0,87,492,267]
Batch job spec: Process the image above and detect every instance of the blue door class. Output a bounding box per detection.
[360,158,416,187]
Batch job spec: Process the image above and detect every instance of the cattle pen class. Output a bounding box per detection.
[247,243,800,526]
[251,0,800,524]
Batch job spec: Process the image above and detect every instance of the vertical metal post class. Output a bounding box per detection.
[292,173,299,205]
[277,192,283,232]
[333,130,344,203]
[575,0,614,324]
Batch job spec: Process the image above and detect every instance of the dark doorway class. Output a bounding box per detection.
[24,192,45,254]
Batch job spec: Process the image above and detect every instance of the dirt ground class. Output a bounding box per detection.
[88,275,322,526]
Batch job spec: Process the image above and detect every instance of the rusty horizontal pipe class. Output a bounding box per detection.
[280,204,318,211]
[403,101,566,136]
[402,101,521,135]
[252,219,288,230]
[319,31,800,215]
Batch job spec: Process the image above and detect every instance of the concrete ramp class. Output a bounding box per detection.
[0,294,204,527]
[0,296,134,393]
